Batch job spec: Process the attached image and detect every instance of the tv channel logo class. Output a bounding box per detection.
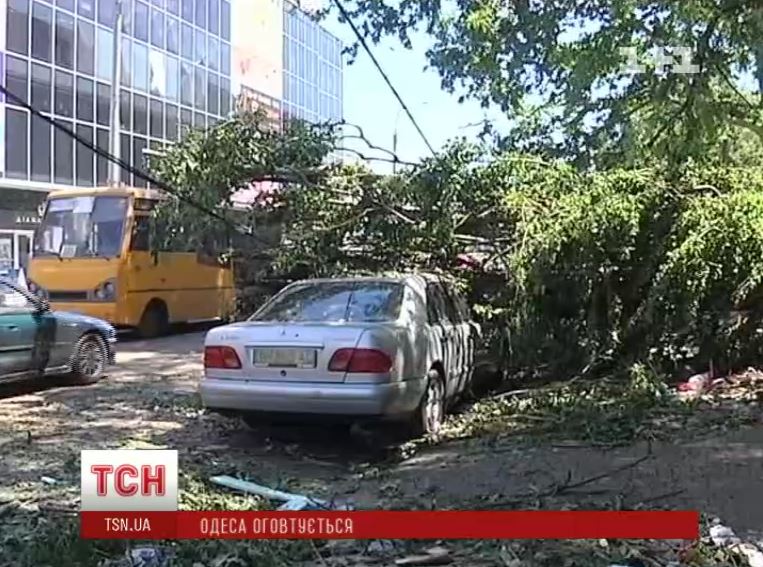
[81,450,178,511]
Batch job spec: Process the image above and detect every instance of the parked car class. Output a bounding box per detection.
[0,277,116,385]
[200,274,480,435]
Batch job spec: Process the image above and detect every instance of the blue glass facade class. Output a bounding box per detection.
[282,1,342,124]
[2,0,233,188]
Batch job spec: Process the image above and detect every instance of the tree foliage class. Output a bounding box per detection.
[154,114,763,380]
[330,0,763,168]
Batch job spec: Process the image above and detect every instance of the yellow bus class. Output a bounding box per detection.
[27,186,236,337]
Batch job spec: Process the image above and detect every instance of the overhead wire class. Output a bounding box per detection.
[331,0,437,158]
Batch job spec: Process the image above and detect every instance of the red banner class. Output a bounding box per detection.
[80,510,699,540]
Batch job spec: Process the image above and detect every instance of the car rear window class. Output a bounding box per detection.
[251,281,404,323]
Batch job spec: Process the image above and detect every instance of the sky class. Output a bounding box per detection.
[321,18,508,172]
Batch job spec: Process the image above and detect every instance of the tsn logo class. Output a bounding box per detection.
[81,450,178,511]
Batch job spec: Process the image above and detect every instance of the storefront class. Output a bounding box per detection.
[0,209,40,280]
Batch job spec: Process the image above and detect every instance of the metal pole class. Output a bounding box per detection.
[108,0,123,185]
[392,130,398,174]
[392,107,404,175]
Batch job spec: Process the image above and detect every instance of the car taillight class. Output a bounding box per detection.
[328,348,393,373]
[204,346,242,369]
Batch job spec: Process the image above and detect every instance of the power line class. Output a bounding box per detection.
[331,0,437,157]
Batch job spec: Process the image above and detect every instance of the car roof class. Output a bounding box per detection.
[287,272,454,286]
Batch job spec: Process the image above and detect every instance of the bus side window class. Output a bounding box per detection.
[130,216,151,251]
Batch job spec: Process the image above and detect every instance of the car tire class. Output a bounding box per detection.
[138,301,169,339]
[67,333,107,386]
[409,369,446,438]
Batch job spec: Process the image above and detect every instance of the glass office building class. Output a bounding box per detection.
[282,1,342,124]
[0,0,342,274]
[2,0,233,188]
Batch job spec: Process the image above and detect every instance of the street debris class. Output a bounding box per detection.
[394,545,452,566]
[128,547,172,567]
[40,476,59,486]
[210,475,352,511]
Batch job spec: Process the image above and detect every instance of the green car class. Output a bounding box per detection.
[0,277,116,385]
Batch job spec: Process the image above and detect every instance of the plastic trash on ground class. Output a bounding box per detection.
[209,475,352,511]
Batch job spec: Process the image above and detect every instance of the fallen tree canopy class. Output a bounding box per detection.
[152,113,763,381]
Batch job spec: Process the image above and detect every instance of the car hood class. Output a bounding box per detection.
[50,310,116,334]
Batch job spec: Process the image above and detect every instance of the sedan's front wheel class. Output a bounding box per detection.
[67,333,107,385]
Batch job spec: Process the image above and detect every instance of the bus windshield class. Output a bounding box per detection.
[34,196,129,258]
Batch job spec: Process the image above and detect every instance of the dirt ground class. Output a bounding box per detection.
[1,328,762,542]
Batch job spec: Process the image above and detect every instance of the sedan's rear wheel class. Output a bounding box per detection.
[67,334,107,385]
[410,370,445,438]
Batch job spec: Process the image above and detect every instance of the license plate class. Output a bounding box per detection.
[252,348,317,369]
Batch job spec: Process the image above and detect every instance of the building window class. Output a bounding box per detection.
[120,89,131,130]
[31,2,53,62]
[181,0,192,22]
[208,36,218,71]
[57,0,75,10]
[6,107,29,179]
[31,63,51,112]
[180,107,191,135]
[76,123,94,185]
[133,42,149,91]
[194,0,205,28]
[98,0,116,26]
[8,0,30,56]
[132,136,147,187]
[166,16,179,54]
[220,77,230,116]
[121,37,132,86]
[134,0,149,42]
[133,93,147,135]
[54,119,74,183]
[181,23,193,61]
[208,0,219,34]
[165,103,178,140]
[150,7,164,49]
[96,28,115,81]
[55,11,75,69]
[54,70,74,116]
[121,0,133,34]
[193,111,204,129]
[220,42,230,76]
[221,0,230,41]
[167,0,179,16]
[180,62,192,106]
[6,56,29,105]
[194,29,206,66]
[120,132,131,183]
[77,0,95,20]
[96,127,109,184]
[31,113,51,182]
[76,76,94,122]
[150,98,163,137]
[194,66,205,110]
[76,19,95,75]
[96,82,110,126]
[149,49,166,96]
[207,73,218,115]
[166,56,179,101]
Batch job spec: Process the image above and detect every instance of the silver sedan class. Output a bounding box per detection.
[200,274,480,435]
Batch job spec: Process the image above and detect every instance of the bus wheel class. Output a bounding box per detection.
[138,301,169,339]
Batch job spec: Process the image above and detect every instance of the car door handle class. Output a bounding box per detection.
[2,325,19,332]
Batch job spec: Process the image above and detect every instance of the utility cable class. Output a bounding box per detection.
[332,0,437,157]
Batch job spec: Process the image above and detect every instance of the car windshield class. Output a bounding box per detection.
[252,281,404,323]
[34,196,129,258]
